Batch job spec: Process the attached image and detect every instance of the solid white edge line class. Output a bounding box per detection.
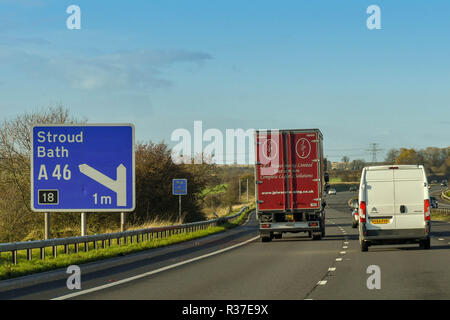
[52,235,260,300]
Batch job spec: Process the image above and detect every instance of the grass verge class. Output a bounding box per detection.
[0,206,254,281]
[431,211,450,223]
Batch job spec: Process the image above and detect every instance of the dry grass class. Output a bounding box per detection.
[203,198,255,219]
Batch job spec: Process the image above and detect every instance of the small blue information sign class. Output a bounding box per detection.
[172,179,187,196]
[31,124,135,212]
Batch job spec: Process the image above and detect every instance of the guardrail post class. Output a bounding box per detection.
[40,247,45,259]
[27,249,32,261]
[75,243,79,253]
[84,242,88,252]
[53,246,57,258]
[64,244,69,254]
[11,250,17,265]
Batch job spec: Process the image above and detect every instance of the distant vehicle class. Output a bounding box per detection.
[430,196,438,209]
[328,188,337,195]
[441,180,448,187]
[255,129,328,242]
[349,186,358,192]
[350,198,359,228]
[352,208,359,228]
[358,165,431,252]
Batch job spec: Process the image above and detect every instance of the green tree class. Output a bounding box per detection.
[395,148,421,165]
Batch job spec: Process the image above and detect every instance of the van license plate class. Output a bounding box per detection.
[371,219,390,224]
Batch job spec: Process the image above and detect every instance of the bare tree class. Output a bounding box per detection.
[0,105,86,241]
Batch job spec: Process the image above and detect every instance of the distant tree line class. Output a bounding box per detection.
[385,147,450,175]
[330,146,449,182]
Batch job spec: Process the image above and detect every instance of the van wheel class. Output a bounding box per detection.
[261,236,272,242]
[419,237,430,249]
[360,240,369,252]
[312,232,322,240]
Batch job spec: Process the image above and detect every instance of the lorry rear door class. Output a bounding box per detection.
[256,132,287,211]
[288,131,321,210]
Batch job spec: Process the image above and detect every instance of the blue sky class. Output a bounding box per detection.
[0,0,449,162]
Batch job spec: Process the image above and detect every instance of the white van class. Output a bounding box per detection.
[358,165,431,251]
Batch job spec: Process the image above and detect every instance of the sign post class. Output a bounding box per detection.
[172,179,187,222]
[31,124,135,236]
[81,212,87,236]
[44,212,50,240]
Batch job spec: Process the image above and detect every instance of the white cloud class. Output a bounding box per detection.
[0,49,213,91]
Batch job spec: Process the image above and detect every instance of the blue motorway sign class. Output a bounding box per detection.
[31,124,135,212]
[172,179,187,196]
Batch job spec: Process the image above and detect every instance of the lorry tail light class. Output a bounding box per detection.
[308,222,318,227]
[261,223,271,228]
[360,201,366,223]
[424,199,430,221]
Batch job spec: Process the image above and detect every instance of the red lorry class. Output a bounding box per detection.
[255,129,329,242]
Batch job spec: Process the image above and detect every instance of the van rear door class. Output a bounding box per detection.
[365,169,396,230]
[393,168,426,229]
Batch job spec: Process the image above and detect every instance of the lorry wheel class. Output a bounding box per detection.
[274,233,282,239]
[261,236,272,242]
[360,240,368,252]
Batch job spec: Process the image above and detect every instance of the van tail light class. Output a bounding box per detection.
[424,199,430,221]
[360,201,366,223]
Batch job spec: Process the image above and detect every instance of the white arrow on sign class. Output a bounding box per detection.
[79,164,127,207]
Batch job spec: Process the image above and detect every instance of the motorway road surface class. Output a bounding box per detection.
[1,190,449,300]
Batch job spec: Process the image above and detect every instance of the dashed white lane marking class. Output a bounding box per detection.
[343,246,348,249]
[328,267,336,272]
[336,258,343,262]
[52,235,261,300]
[317,280,327,286]
[344,242,349,244]
[340,251,346,254]
[438,238,444,241]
